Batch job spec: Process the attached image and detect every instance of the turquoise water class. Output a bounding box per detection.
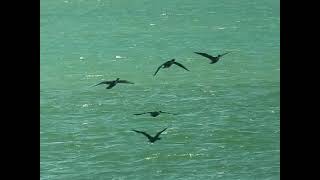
[40,0,280,179]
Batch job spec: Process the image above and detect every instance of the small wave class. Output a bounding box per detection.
[144,156,157,160]
[180,97,207,101]
[85,74,103,78]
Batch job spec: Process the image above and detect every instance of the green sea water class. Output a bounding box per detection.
[40,0,280,179]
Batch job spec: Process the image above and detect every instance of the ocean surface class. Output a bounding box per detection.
[40,0,280,179]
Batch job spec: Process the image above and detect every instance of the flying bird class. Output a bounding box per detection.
[93,78,134,89]
[194,52,231,64]
[132,128,168,143]
[153,59,189,76]
[134,111,177,117]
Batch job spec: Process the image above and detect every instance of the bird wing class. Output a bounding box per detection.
[93,81,112,86]
[118,80,134,84]
[133,112,148,115]
[219,51,231,57]
[153,63,164,76]
[173,62,189,71]
[161,111,177,115]
[154,128,168,139]
[132,130,153,141]
[194,52,215,60]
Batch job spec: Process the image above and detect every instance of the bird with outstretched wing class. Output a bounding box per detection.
[153,59,189,76]
[194,51,231,64]
[132,128,168,143]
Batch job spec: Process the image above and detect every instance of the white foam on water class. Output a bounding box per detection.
[116,55,126,59]
[82,104,89,108]
[86,74,103,78]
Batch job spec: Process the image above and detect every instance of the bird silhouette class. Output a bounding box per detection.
[93,78,134,89]
[194,52,231,64]
[153,59,189,76]
[134,111,177,117]
[132,128,168,143]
